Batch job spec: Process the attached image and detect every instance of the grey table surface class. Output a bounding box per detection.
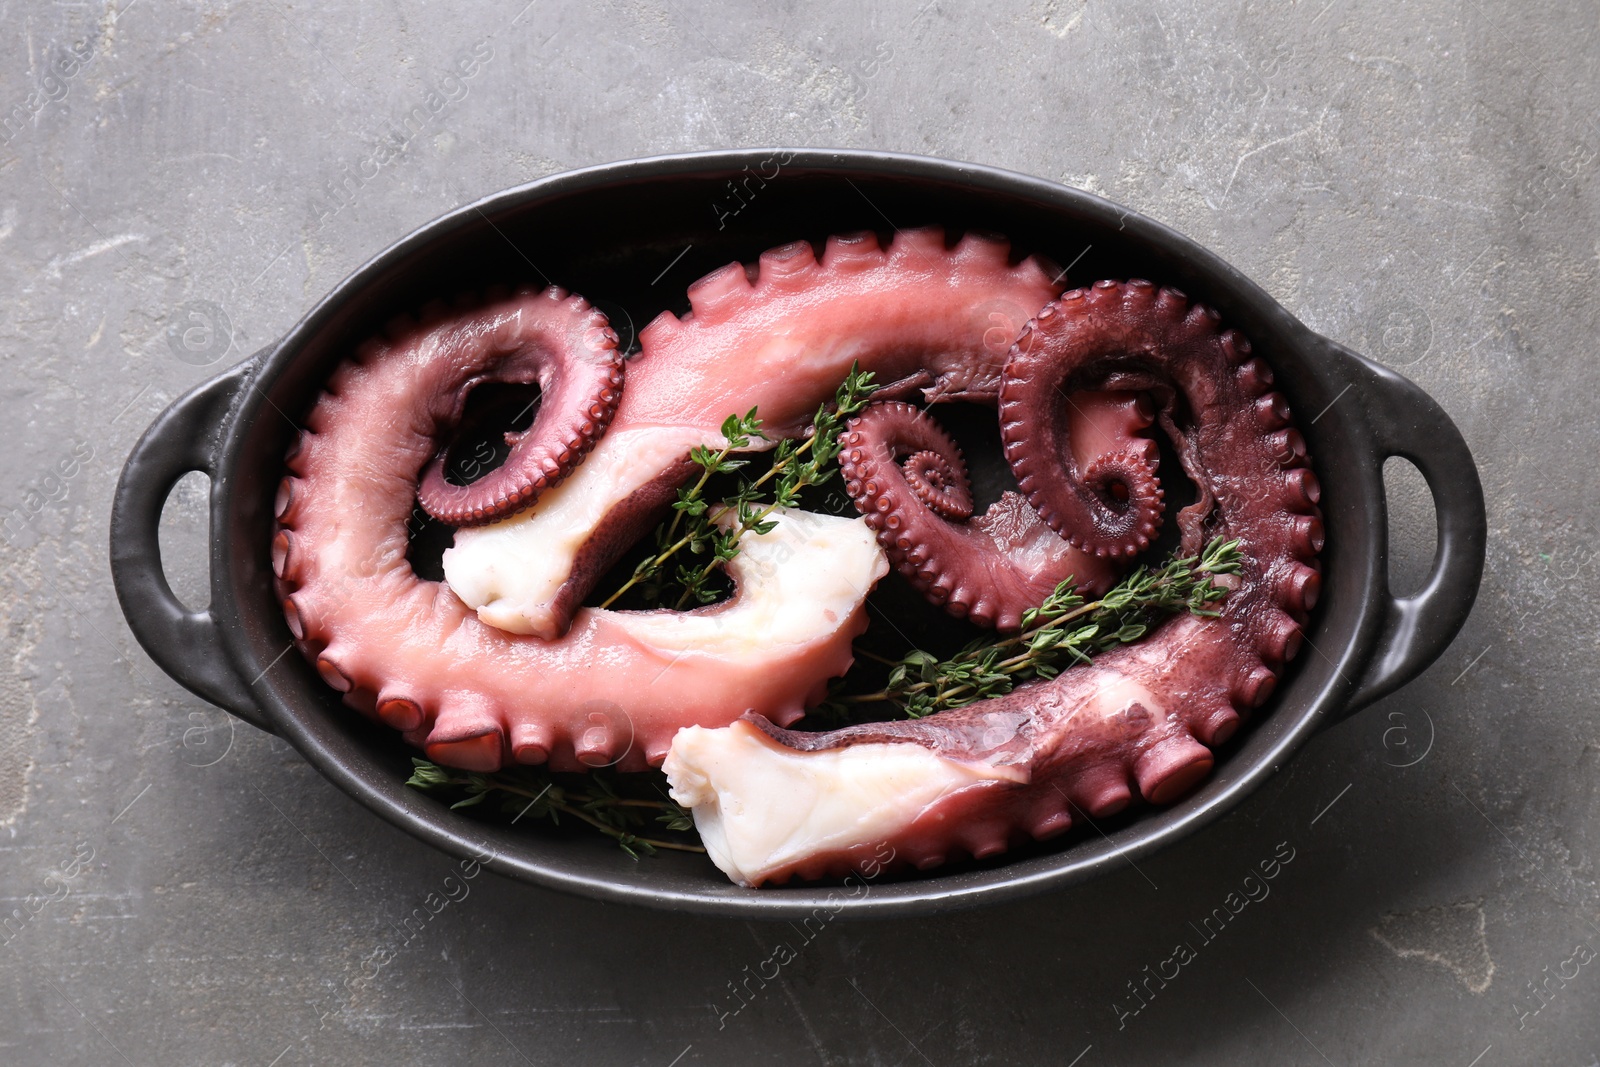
[1,0,1595,1063]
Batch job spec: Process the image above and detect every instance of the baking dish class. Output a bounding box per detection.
[110,149,1485,917]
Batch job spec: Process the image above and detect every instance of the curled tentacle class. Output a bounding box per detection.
[664,280,1324,886]
[999,281,1171,558]
[840,393,1157,632]
[900,448,973,520]
[840,400,1092,630]
[1077,448,1165,557]
[414,288,625,526]
[276,288,889,773]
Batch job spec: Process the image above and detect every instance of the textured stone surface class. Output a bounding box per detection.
[2,0,1597,1063]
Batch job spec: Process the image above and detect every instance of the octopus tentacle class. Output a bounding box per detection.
[1078,447,1165,558]
[413,287,625,526]
[839,392,1158,632]
[664,281,1324,887]
[442,228,1065,639]
[1000,281,1169,558]
[840,401,1004,625]
[899,450,972,520]
[276,287,889,773]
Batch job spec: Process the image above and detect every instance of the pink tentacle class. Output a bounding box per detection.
[414,288,624,526]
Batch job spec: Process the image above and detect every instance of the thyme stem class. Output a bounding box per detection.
[406,759,704,857]
[824,537,1244,719]
[602,364,877,611]
[547,805,706,854]
[598,409,765,610]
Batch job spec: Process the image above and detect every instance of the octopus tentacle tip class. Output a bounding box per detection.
[902,448,973,519]
[848,383,1147,626]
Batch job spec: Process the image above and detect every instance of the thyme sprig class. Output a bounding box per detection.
[830,537,1244,718]
[406,759,701,858]
[600,363,877,609]
[597,409,765,609]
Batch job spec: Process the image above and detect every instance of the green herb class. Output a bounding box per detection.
[406,759,702,858]
[599,363,877,609]
[826,537,1243,718]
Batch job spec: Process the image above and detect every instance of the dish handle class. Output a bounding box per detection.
[1329,343,1487,716]
[110,358,277,734]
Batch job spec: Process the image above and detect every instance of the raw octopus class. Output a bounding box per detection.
[274,230,1152,776]
[664,279,1322,886]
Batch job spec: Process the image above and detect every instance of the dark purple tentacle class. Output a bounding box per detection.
[999,281,1169,559]
[839,401,1120,631]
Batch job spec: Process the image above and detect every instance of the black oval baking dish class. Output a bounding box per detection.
[110,149,1485,919]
